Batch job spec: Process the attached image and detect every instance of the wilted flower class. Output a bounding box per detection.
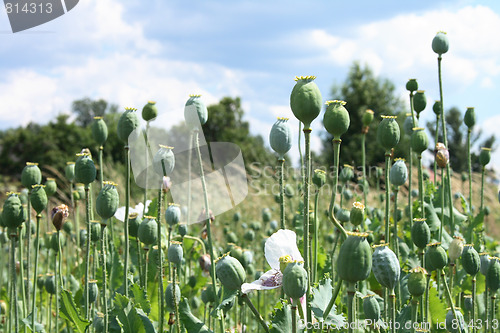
[114,200,152,222]
[241,229,303,294]
[435,143,449,168]
[162,176,171,193]
[51,204,69,231]
[199,254,211,274]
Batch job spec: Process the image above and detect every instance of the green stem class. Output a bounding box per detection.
[279,158,286,229]
[472,276,476,333]
[434,115,440,185]
[390,292,396,333]
[10,234,19,333]
[440,167,445,243]
[328,138,347,239]
[467,129,473,213]
[157,187,165,333]
[144,248,149,294]
[137,238,143,288]
[490,296,496,333]
[384,152,391,244]
[417,155,425,219]
[187,131,193,226]
[84,185,91,319]
[101,222,109,332]
[408,147,414,251]
[193,130,219,308]
[424,273,430,323]
[313,191,319,284]
[440,269,462,333]
[299,122,304,188]
[124,146,131,295]
[303,128,312,329]
[18,226,27,329]
[99,146,104,189]
[393,189,401,311]
[292,304,297,333]
[173,266,181,333]
[347,282,356,333]
[361,133,367,207]
[241,293,269,333]
[26,191,31,313]
[485,279,489,323]
[56,231,61,333]
[31,214,41,331]
[411,296,418,333]
[480,166,485,214]
[323,279,343,320]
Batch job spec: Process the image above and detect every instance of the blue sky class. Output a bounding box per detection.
[1,0,500,170]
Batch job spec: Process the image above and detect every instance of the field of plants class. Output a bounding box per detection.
[0,31,499,333]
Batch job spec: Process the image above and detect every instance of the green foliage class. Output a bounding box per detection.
[310,278,346,326]
[110,293,156,333]
[320,62,407,167]
[270,300,302,333]
[59,289,91,333]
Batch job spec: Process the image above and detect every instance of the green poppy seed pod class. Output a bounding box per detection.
[487,257,500,292]
[408,267,427,297]
[262,208,271,223]
[432,31,449,55]
[435,143,449,168]
[165,203,181,226]
[215,254,246,291]
[411,128,429,155]
[19,189,28,204]
[350,202,365,227]
[79,229,87,246]
[75,183,85,201]
[184,95,208,129]
[290,76,322,129]
[45,274,56,295]
[461,244,480,276]
[153,145,175,176]
[480,253,491,276]
[93,313,105,333]
[21,162,42,189]
[363,295,381,321]
[403,113,417,137]
[50,232,65,252]
[233,212,241,222]
[282,262,308,301]
[479,147,491,167]
[362,109,374,128]
[30,185,48,214]
[229,245,243,263]
[250,221,261,231]
[142,101,158,122]
[269,117,293,159]
[336,208,350,223]
[128,213,141,237]
[412,218,430,249]
[445,308,466,333]
[117,107,140,143]
[413,90,427,115]
[448,236,464,262]
[339,165,354,183]
[427,242,448,270]
[406,79,418,93]
[138,216,158,246]
[464,295,473,311]
[312,169,326,188]
[91,117,108,146]
[88,280,99,303]
[284,184,295,198]
[96,181,119,219]
[178,224,188,237]
[433,101,441,116]
[2,193,25,228]
[168,241,184,265]
[44,178,57,197]
[201,286,216,304]
[74,153,96,185]
[243,229,255,241]
[337,232,372,283]
[372,244,400,291]
[165,283,181,312]
[65,162,75,182]
[90,221,101,242]
[63,221,73,235]
[323,100,350,139]
[390,159,408,187]
[424,248,436,272]
[377,115,400,152]
[464,107,476,128]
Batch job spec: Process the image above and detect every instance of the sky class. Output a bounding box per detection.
[1,0,500,172]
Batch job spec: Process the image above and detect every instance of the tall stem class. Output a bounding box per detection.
[328,138,347,239]
[417,155,425,219]
[279,158,286,229]
[408,92,416,249]
[99,146,104,189]
[440,269,462,333]
[124,146,131,294]
[187,131,193,226]
[472,276,476,333]
[384,152,391,244]
[292,304,297,333]
[323,279,343,320]
[157,187,165,333]
[389,291,396,333]
[467,129,473,212]
[241,293,269,333]
[173,266,181,333]
[411,296,418,333]
[313,191,319,284]
[55,231,61,333]
[84,185,91,319]
[393,189,401,310]
[303,128,312,328]
[440,167,445,243]
[361,133,367,207]
[18,226,27,331]
[193,130,219,307]
[347,282,356,333]
[11,234,19,333]
[31,214,41,331]
[26,191,31,311]
[480,166,485,214]
[299,122,304,187]
[101,223,109,332]
[434,115,440,185]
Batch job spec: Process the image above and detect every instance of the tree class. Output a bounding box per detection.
[72,97,119,127]
[426,107,495,172]
[319,62,407,171]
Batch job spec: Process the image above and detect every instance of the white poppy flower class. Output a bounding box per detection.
[241,229,303,294]
[114,200,152,222]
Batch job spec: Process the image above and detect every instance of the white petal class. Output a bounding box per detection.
[241,269,282,294]
[114,206,126,222]
[265,229,303,270]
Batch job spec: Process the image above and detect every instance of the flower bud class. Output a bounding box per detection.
[413,91,427,115]
[323,100,350,139]
[117,107,139,143]
[464,107,476,128]
[390,159,408,187]
[406,79,418,93]
[435,143,449,168]
[289,76,323,130]
[377,115,400,152]
[448,236,464,262]
[269,117,293,159]
[91,116,108,146]
[142,101,158,122]
[479,147,491,167]
[21,162,42,189]
[184,95,208,129]
[350,202,365,227]
[51,204,69,231]
[432,31,449,55]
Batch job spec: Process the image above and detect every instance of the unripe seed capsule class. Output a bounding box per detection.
[411,128,429,155]
[165,203,181,226]
[433,100,441,116]
[91,116,108,146]
[362,109,374,128]
[184,95,208,129]
[269,117,293,159]
[339,164,354,183]
[445,308,466,333]
[65,162,75,182]
[411,218,430,249]
[153,145,175,177]
[312,169,326,188]
[413,90,427,115]
[480,252,491,276]
[2,193,25,229]
[282,261,308,301]
[88,279,99,303]
[350,202,365,227]
[337,232,372,283]
[479,147,491,167]
[377,115,400,152]
[74,153,96,185]
[96,181,119,219]
[142,101,158,122]
[363,295,381,321]
[44,178,57,197]
[128,213,141,238]
[117,107,139,143]
[408,267,427,297]
[406,79,418,93]
[290,76,322,130]
[403,113,417,137]
[21,162,42,189]
[138,216,158,246]
[486,257,500,292]
[432,31,449,55]
[30,185,48,214]
[461,244,480,276]
[390,159,408,187]
[168,241,184,265]
[165,283,181,312]
[323,100,350,139]
[215,254,246,291]
[426,242,448,271]
[448,236,464,262]
[371,244,400,291]
[464,107,476,128]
